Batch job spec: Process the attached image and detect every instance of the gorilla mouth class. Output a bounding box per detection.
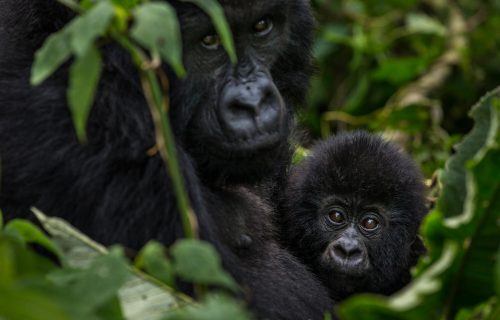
[219,130,282,156]
[321,251,371,277]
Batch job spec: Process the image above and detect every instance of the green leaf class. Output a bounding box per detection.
[131,2,186,76]
[31,28,72,85]
[0,234,16,284]
[164,294,252,320]
[0,232,57,283]
[0,286,70,320]
[438,87,500,218]
[135,241,174,287]
[372,57,427,85]
[5,219,63,260]
[292,145,310,164]
[45,252,128,319]
[497,249,500,297]
[68,46,103,143]
[181,0,237,63]
[111,0,140,10]
[406,13,446,36]
[441,142,500,313]
[70,1,115,56]
[171,240,239,292]
[32,209,188,318]
[0,209,4,229]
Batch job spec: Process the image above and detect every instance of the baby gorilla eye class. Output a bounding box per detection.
[201,34,221,50]
[328,210,345,225]
[360,217,379,231]
[253,18,273,36]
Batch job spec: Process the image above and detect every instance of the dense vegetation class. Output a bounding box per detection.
[0,0,499,319]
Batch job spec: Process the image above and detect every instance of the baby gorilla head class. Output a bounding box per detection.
[279,131,428,300]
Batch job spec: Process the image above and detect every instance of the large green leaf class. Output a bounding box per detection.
[181,0,237,63]
[437,87,500,218]
[131,2,186,76]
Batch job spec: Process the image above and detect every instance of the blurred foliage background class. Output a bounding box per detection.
[302,0,500,176]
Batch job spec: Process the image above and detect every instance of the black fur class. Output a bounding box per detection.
[278,131,428,300]
[0,0,332,318]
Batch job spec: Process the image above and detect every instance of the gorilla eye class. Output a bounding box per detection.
[328,210,345,225]
[253,18,273,36]
[361,217,379,231]
[201,34,221,50]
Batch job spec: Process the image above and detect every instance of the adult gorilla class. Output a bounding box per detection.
[0,0,332,319]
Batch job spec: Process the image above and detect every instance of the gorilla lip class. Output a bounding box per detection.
[217,130,283,156]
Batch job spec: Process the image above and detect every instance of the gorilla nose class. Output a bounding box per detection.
[332,241,362,260]
[219,77,283,139]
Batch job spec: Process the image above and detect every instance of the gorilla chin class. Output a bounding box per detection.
[191,128,291,185]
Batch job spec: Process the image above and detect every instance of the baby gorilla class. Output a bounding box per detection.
[278,131,428,300]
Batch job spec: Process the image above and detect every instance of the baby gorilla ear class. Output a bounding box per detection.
[409,236,426,267]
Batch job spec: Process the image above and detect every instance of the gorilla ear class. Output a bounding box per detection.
[409,235,426,267]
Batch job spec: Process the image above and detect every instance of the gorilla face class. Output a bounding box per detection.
[279,132,428,300]
[168,0,314,183]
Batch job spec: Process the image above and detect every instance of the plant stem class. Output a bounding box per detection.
[114,35,199,239]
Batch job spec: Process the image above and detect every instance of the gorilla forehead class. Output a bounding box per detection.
[306,132,425,203]
[173,0,292,15]
[175,0,292,24]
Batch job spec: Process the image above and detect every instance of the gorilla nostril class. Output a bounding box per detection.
[333,243,362,260]
[333,244,348,259]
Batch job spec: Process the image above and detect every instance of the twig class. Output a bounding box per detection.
[116,36,199,239]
